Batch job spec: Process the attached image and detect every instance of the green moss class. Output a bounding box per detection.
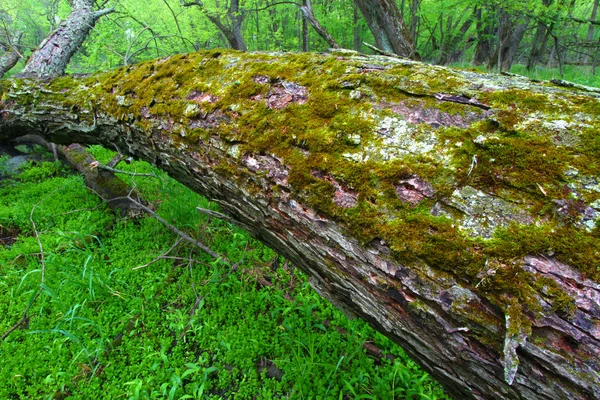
[13,50,600,349]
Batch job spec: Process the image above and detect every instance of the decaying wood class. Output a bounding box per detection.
[13,135,145,217]
[1,50,599,400]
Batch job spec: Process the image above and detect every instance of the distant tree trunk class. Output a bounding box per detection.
[19,0,114,79]
[583,0,599,64]
[182,0,248,51]
[409,0,421,44]
[437,9,474,65]
[527,0,553,71]
[2,51,600,400]
[299,0,340,49]
[473,7,494,65]
[301,5,309,51]
[488,8,529,71]
[0,32,23,78]
[354,0,420,59]
[353,2,362,51]
[527,22,551,70]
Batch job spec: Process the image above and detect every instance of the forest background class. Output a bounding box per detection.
[1,0,599,85]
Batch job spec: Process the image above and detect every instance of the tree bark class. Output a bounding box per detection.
[354,0,420,59]
[1,51,599,400]
[19,0,114,79]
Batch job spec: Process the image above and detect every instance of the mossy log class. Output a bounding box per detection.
[1,50,599,400]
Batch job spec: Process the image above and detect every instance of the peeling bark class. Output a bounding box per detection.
[1,51,599,400]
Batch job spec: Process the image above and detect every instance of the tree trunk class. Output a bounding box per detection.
[473,7,494,66]
[353,2,361,51]
[182,0,248,51]
[437,10,474,65]
[1,50,600,400]
[0,50,20,79]
[354,0,420,59]
[527,21,550,70]
[19,0,114,79]
[0,31,23,78]
[489,9,529,71]
[299,0,340,49]
[583,0,599,64]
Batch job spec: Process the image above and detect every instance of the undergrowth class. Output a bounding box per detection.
[0,147,450,399]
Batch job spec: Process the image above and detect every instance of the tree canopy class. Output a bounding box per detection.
[0,0,598,78]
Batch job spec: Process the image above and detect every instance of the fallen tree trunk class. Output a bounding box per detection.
[1,50,599,400]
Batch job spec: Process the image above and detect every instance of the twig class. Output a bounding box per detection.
[133,237,183,270]
[97,164,158,178]
[127,195,221,260]
[467,155,478,178]
[363,42,400,58]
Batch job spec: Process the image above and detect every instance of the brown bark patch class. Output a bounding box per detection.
[186,90,220,104]
[311,170,358,208]
[242,154,289,187]
[395,175,435,205]
[264,81,308,109]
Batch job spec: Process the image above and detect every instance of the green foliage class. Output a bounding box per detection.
[0,148,449,399]
[1,0,597,86]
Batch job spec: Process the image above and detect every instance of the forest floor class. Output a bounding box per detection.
[0,145,450,399]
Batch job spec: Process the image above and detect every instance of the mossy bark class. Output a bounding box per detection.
[1,50,599,400]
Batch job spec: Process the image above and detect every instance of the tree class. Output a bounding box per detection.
[1,50,599,399]
[0,12,22,78]
[354,0,420,59]
[19,0,114,78]
[181,0,248,50]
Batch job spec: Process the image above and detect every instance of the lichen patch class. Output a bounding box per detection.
[446,186,533,238]
[385,100,492,129]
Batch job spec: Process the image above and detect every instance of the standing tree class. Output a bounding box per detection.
[181,0,248,50]
[353,0,420,59]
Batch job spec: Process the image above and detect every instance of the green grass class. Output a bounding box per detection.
[0,147,450,399]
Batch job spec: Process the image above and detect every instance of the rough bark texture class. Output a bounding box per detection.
[0,50,20,78]
[354,0,420,59]
[19,0,113,79]
[1,50,600,400]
